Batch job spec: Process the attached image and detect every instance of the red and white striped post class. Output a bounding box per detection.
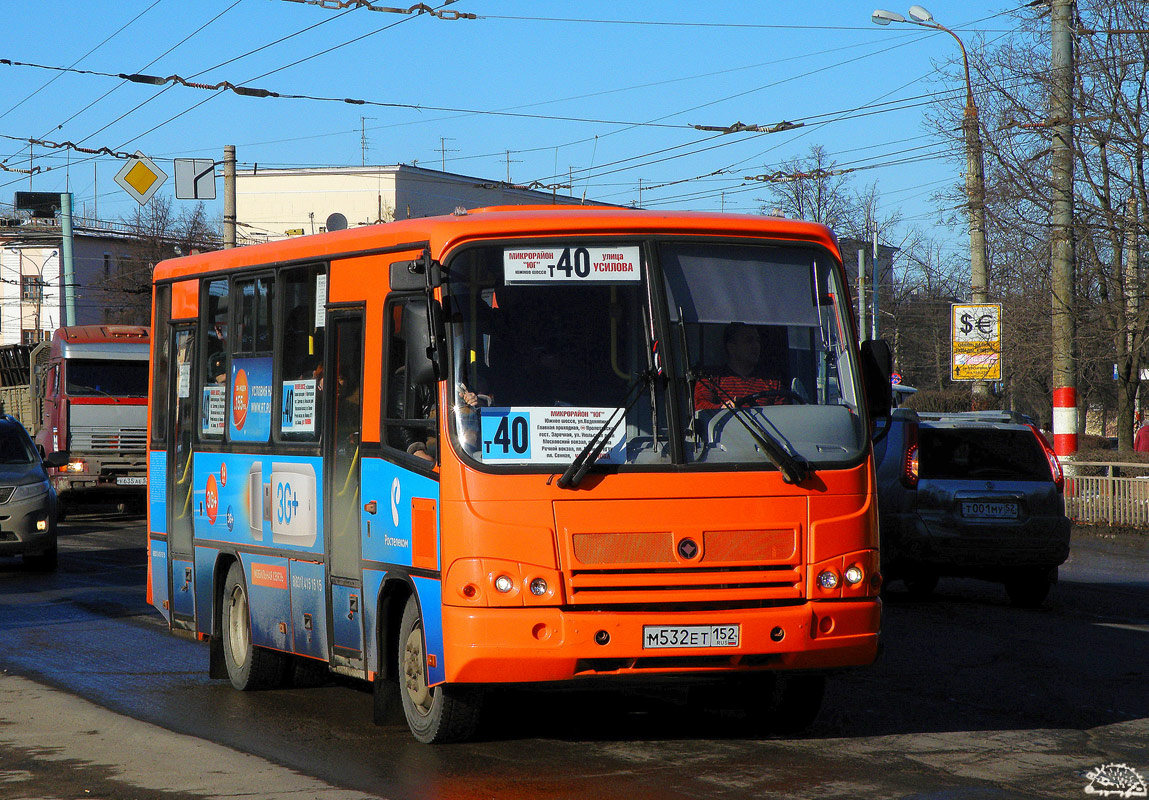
[1052,387,1077,457]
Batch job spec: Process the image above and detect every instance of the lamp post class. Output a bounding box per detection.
[874,6,991,408]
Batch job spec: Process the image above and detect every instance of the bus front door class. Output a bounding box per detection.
[324,312,366,673]
[166,326,197,632]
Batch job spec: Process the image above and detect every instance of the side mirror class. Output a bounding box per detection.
[390,258,425,292]
[389,250,442,291]
[44,450,70,469]
[402,300,443,387]
[860,339,893,419]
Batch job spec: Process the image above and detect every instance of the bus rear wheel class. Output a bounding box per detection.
[398,596,482,743]
[221,561,288,690]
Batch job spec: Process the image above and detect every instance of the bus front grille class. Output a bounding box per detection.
[567,565,803,606]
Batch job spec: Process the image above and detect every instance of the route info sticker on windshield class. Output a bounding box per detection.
[478,407,626,465]
[504,245,640,284]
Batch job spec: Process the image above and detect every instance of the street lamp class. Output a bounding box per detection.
[873,6,991,408]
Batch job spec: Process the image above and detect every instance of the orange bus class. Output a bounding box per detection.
[147,206,891,743]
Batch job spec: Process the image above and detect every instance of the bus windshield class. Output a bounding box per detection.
[445,239,865,472]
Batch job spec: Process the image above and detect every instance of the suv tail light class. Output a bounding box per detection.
[1029,424,1064,491]
[901,420,919,488]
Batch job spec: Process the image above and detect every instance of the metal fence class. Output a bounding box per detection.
[1064,461,1149,527]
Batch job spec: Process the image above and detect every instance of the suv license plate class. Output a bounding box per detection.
[962,501,1018,519]
[116,477,146,486]
[642,625,740,649]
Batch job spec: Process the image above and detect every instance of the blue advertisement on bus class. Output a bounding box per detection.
[193,452,324,555]
[229,357,274,442]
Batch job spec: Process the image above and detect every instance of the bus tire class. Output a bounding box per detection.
[221,561,288,691]
[398,596,482,743]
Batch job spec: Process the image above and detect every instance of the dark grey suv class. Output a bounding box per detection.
[875,410,1070,606]
[0,416,64,571]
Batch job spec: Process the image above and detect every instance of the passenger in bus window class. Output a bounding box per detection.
[389,366,436,462]
[694,323,784,410]
[208,324,227,384]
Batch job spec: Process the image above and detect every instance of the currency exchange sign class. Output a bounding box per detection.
[951,303,1002,382]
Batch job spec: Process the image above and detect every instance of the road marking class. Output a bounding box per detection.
[1095,622,1149,634]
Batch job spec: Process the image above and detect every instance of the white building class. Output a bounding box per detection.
[0,217,158,344]
[236,164,586,244]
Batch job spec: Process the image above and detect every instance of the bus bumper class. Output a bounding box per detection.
[440,599,880,685]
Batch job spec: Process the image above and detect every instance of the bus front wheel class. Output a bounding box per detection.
[398,596,482,743]
[221,562,288,690]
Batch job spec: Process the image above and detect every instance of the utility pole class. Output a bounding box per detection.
[60,193,75,326]
[858,248,868,340]
[223,145,236,249]
[1124,190,1140,440]
[872,228,880,340]
[1050,0,1077,456]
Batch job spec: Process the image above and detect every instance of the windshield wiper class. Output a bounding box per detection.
[556,371,652,489]
[695,374,812,485]
[69,384,119,400]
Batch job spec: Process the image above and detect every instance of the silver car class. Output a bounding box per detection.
[0,416,65,571]
[875,410,1071,606]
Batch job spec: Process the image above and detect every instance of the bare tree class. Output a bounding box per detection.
[919,0,1149,445]
[100,197,220,324]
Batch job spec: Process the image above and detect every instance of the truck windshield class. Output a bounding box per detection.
[445,239,865,472]
[66,359,149,397]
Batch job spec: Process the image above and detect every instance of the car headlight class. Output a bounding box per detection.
[11,480,50,501]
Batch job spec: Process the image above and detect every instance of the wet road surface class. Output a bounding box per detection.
[0,514,1146,799]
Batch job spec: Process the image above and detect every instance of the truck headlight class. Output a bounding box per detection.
[12,480,50,501]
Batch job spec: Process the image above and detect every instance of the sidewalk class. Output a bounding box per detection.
[0,672,383,800]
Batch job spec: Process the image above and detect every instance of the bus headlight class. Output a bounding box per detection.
[66,459,86,473]
[843,565,865,585]
[817,570,840,590]
[444,559,563,607]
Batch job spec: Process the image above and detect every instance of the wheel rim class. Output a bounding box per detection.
[403,623,433,717]
[227,583,249,669]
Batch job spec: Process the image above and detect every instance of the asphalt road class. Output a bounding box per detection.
[0,515,1146,800]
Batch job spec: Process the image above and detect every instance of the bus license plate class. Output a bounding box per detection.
[961,501,1018,519]
[116,477,146,486]
[642,624,740,649]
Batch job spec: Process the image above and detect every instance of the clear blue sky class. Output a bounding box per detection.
[1,0,1021,254]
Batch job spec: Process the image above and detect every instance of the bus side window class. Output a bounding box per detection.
[278,266,324,442]
[383,297,437,464]
[199,278,229,438]
[150,283,171,445]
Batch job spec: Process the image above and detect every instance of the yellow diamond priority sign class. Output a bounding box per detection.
[114,151,168,205]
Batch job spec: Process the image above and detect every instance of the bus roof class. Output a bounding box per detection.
[153,206,841,282]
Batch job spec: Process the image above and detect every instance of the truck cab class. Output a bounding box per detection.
[35,326,150,512]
